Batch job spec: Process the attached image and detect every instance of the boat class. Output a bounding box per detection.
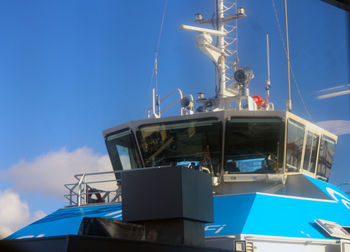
[2,0,350,251]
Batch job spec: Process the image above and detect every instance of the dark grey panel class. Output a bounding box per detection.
[322,0,350,11]
[144,219,205,247]
[78,217,145,240]
[277,174,331,200]
[1,235,233,252]
[121,166,213,223]
[0,236,68,252]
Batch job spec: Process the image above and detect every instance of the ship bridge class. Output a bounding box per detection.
[103,110,337,196]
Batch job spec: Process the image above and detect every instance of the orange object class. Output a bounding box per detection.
[252,96,266,108]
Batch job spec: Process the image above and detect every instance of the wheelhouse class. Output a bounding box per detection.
[104,110,337,195]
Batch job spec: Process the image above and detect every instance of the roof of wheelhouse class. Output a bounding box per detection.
[103,110,337,141]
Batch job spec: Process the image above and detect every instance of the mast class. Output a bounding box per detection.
[217,0,226,99]
[181,0,246,108]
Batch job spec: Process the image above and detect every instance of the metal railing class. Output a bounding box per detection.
[146,88,194,119]
[64,170,122,207]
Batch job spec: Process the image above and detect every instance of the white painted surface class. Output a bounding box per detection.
[253,241,326,252]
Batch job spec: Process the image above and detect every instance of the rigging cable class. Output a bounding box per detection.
[271,0,313,121]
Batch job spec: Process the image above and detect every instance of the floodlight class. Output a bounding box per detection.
[180,97,190,107]
[234,66,254,84]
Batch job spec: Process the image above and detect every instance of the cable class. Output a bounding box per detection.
[272,0,313,121]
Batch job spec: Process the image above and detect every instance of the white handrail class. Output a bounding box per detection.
[146,88,194,118]
[65,170,122,207]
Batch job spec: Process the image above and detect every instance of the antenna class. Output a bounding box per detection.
[266,33,271,105]
[155,56,160,116]
[148,0,168,118]
[284,0,292,111]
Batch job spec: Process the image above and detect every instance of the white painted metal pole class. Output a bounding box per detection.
[284,0,292,111]
[266,33,271,104]
[217,0,226,98]
[267,33,271,85]
[155,57,161,116]
[152,88,156,117]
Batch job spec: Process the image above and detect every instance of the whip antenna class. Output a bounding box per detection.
[266,33,271,106]
[149,0,168,118]
[284,0,292,111]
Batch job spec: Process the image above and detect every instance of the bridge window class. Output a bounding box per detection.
[137,119,222,176]
[303,131,319,173]
[286,119,305,172]
[317,135,336,181]
[224,118,284,174]
[105,129,142,171]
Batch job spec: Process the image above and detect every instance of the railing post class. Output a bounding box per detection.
[78,184,81,206]
[77,173,86,207]
[69,187,72,206]
[83,175,87,205]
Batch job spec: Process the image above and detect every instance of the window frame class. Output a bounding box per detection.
[284,112,337,178]
[316,134,337,181]
[285,118,306,173]
[224,117,285,174]
[105,128,142,171]
[136,117,223,174]
[301,129,321,177]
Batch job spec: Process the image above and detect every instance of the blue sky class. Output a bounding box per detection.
[0,0,348,237]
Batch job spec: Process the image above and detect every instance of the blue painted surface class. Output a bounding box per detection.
[6,175,350,240]
[6,204,122,239]
[205,175,350,239]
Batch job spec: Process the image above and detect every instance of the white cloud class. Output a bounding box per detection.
[317,120,350,136]
[0,189,44,239]
[1,147,113,198]
[0,147,116,239]
[0,225,12,240]
[33,210,47,222]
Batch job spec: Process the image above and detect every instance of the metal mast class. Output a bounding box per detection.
[217,0,226,99]
[181,0,256,111]
[216,0,241,99]
[181,0,246,104]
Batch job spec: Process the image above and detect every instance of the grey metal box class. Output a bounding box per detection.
[121,166,213,223]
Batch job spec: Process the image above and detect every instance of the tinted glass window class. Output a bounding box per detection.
[317,135,336,181]
[303,131,319,173]
[105,129,142,171]
[224,118,284,174]
[137,119,222,176]
[286,120,305,172]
